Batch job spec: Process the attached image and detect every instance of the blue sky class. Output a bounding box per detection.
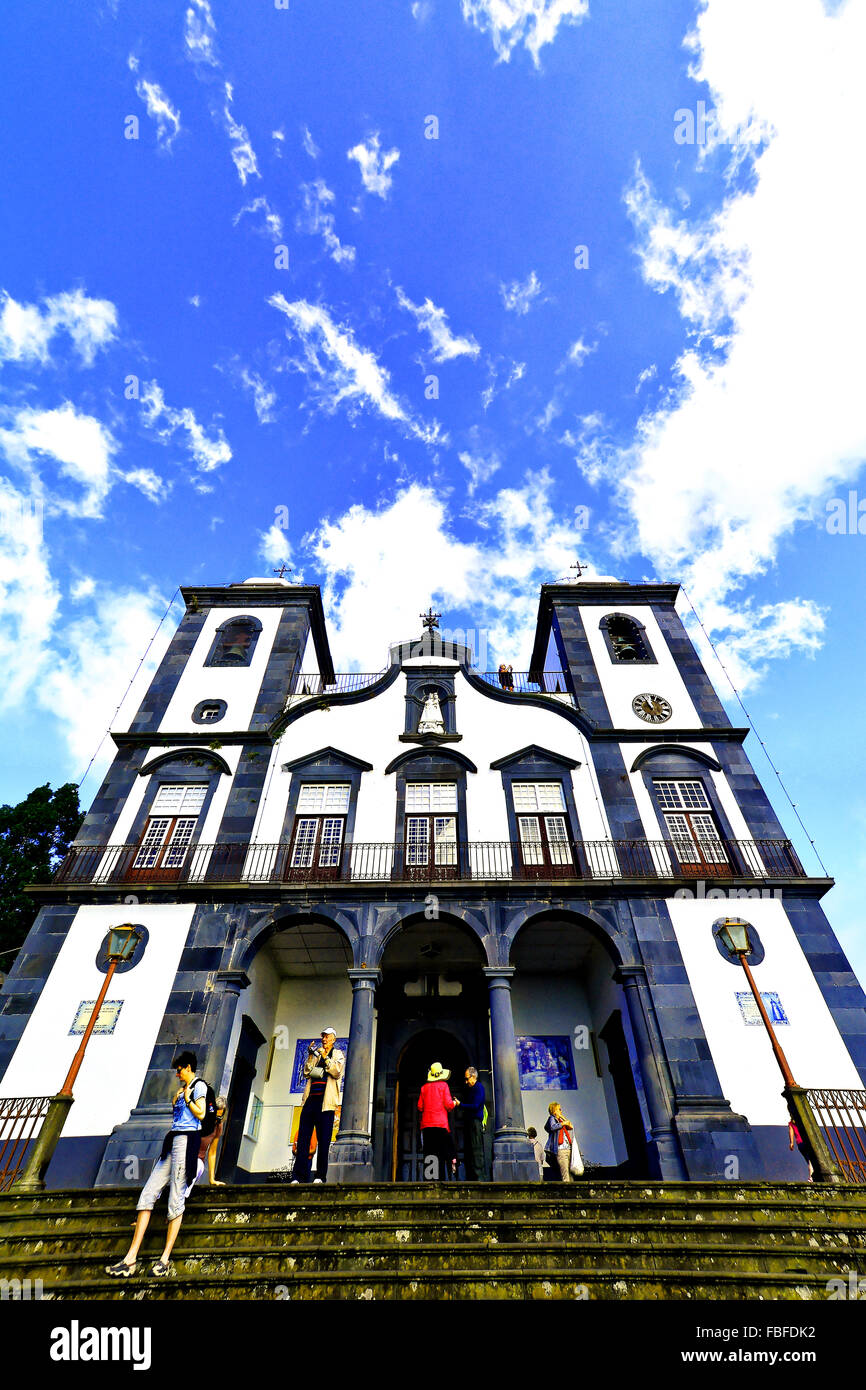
[1,0,865,979]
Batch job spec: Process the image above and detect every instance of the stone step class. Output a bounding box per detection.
[22,1266,840,1301]
[4,1216,863,1259]
[4,1237,860,1287]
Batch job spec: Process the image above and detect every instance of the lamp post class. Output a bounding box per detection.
[15,924,142,1193]
[717,918,841,1184]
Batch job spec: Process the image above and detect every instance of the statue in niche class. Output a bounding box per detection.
[417,689,446,736]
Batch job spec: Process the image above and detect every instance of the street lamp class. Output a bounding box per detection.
[15,924,142,1193]
[716,917,841,1183]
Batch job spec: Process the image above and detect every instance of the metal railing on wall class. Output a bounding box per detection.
[0,1096,52,1192]
[806,1088,866,1184]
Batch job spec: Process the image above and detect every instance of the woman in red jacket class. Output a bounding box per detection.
[418,1062,459,1181]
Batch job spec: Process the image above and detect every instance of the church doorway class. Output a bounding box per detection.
[370,914,491,1181]
[394,1029,470,1181]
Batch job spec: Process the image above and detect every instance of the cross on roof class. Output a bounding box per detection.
[569,560,586,578]
[273,563,293,580]
[420,606,441,633]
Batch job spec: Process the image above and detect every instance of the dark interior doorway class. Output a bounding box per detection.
[599,1010,650,1177]
[394,1029,471,1181]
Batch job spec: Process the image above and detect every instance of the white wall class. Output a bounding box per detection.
[668,896,863,1124]
[581,604,702,730]
[154,604,284,736]
[512,973,620,1167]
[0,904,196,1137]
[234,969,354,1174]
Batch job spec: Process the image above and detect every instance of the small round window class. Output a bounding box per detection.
[192,698,227,725]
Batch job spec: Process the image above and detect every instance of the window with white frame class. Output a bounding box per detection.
[654,779,727,865]
[290,782,351,869]
[405,782,458,866]
[512,781,571,866]
[133,783,208,871]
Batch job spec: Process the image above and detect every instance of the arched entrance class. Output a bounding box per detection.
[509,914,650,1178]
[371,914,490,1181]
[220,914,354,1181]
[394,1029,470,1181]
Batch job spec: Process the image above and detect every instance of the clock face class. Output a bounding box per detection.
[632,692,672,724]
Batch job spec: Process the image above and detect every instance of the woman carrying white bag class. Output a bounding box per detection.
[544,1101,584,1181]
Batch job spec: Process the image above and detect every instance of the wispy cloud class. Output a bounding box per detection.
[302,125,320,159]
[347,133,400,199]
[139,380,232,477]
[184,0,219,66]
[297,181,356,267]
[500,270,543,316]
[481,357,525,410]
[128,56,181,150]
[233,195,284,242]
[395,288,480,362]
[222,81,260,184]
[0,288,117,367]
[269,294,446,446]
[460,0,589,66]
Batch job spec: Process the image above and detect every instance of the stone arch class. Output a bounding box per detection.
[235,904,360,973]
[502,905,628,969]
[372,905,491,967]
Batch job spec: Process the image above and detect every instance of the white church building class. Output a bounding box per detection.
[1,574,864,1188]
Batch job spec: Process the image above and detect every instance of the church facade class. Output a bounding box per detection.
[1,575,864,1189]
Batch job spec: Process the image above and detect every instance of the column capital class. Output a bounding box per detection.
[215,970,250,992]
[348,967,381,988]
[483,966,515,985]
[614,965,648,986]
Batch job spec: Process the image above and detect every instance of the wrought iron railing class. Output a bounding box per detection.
[0,1096,51,1192]
[54,837,806,888]
[475,670,572,696]
[287,672,388,700]
[806,1089,866,1184]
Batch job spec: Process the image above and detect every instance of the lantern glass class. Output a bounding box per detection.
[718,918,752,957]
[107,924,141,963]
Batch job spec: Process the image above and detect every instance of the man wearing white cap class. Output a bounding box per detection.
[291,1027,345,1185]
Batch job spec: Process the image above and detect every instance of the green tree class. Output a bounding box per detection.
[0,783,83,966]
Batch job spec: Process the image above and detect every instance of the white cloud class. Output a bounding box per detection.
[222,81,260,184]
[297,181,356,267]
[395,288,480,363]
[412,1,434,22]
[0,403,116,518]
[184,0,219,66]
[269,294,446,446]
[0,289,118,368]
[139,381,232,475]
[129,58,181,149]
[240,368,277,424]
[71,577,96,602]
[635,364,657,393]
[0,477,57,708]
[302,126,320,159]
[459,445,501,494]
[609,0,866,686]
[460,0,588,65]
[500,270,542,316]
[258,523,293,569]
[564,337,596,368]
[308,472,584,670]
[347,133,400,199]
[481,357,525,410]
[122,467,169,503]
[233,195,284,241]
[189,295,202,308]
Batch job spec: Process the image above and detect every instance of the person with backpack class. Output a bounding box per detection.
[105,1050,212,1278]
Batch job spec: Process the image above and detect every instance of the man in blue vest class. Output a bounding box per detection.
[461,1066,488,1181]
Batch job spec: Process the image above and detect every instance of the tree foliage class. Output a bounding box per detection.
[0,783,83,965]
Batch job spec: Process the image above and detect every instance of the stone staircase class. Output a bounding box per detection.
[2,1182,865,1300]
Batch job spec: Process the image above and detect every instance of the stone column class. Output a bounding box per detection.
[328,968,380,1184]
[616,966,687,1180]
[483,967,538,1181]
[207,970,250,1099]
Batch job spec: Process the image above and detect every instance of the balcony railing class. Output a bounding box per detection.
[54,838,806,888]
[286,672,388,701]
[475,670,572,697]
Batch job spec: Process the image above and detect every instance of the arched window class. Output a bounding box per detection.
[205,616,262,668]
[600,613,655,664]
